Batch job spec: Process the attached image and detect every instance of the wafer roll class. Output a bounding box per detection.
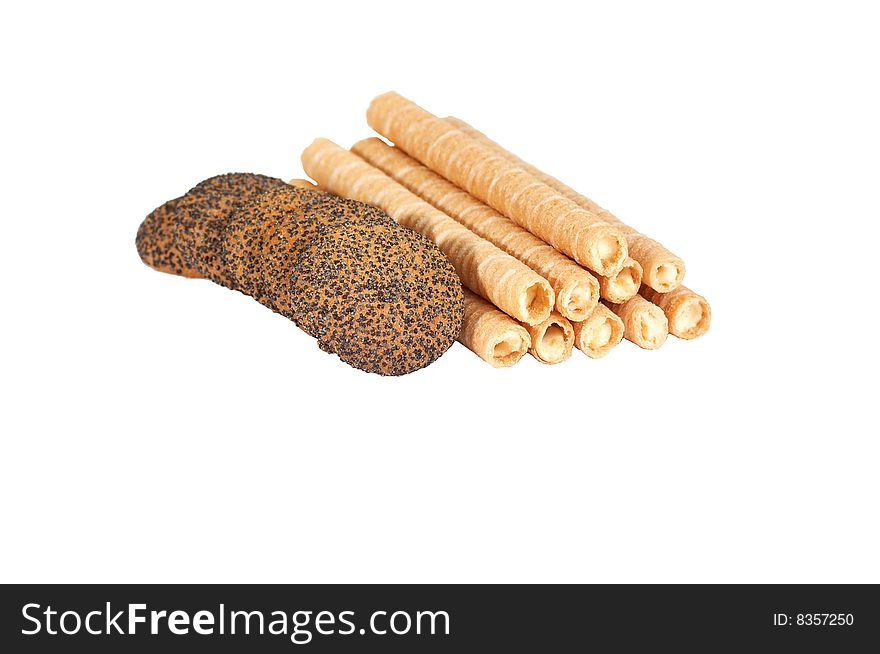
[599,257,643,303]
[301,139,554,324]
[572,304,625,359]
[352,137,599,322]
[366,92,628,276]
[522,311,574,364]
[288,178,321,191]
[459,289,531,367]
[605,296,668,350]
[446,116,686,293]
[640,285,711,340]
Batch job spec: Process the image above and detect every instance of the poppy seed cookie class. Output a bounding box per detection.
[136,196,202,278]
[138,177,463,375]
[255,188,393,316]
[137,173,288,285]
[289,219,463,376]
[175,173,288,287]
[223,185,320,304]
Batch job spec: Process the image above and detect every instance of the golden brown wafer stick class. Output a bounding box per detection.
[604,296,668,350]
[640,285,711,340]
[571,304,625,359]
[446,116,686,293]
[522,311,574,364]
[366,92,628,276]
[288,178,321,191]
[599,257,643,303]
[301,138,554,324]
[352,137,600,322]
[459,289,531,367]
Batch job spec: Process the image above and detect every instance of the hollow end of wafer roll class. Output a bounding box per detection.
[607,297,668,350]
[526,312,574,364]
[585,224,628,276]
[459,290,531,367]
[630,304,667,349]
[640,285,710,340]
[521,281,555,326]
[555,275,600,322]
[573,305,625,359]
[643,257,686,293]
[667,293,710,339]
[487,327,531,367]
[599,258,643,303]
[466,322,531,368]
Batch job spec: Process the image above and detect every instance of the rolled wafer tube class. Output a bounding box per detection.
[366,92,628,276]
[446,116,686,293]
[599,257,643,303]
[605,296,668,350]
[301,138,554,324]
[459,289,531,367]
[522,311,574,364]
[352,137,599,322]
[640,285,711,340]
[572,304,625,359]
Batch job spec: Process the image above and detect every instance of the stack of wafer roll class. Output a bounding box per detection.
[297,91,710,366]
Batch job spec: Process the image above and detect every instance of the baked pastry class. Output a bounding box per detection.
[640,285,711,339]
[175,173,288,287]
[253,188,392,315]
[288,218,464,375]
[138,176,463,375]
[522,311,574,364]
[136,196,202,278]
[223,185,317,303]
[136,173,288,286]
[571,304,625,358]
[366,92,628,275]
[458,289,531,367]
[446,116,686,292]
[604,296,668,349]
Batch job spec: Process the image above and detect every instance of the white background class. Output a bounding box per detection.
[1,1,877,583]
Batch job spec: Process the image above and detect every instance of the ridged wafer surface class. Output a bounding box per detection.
[366,92,628,275]
[446,116,685,292]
